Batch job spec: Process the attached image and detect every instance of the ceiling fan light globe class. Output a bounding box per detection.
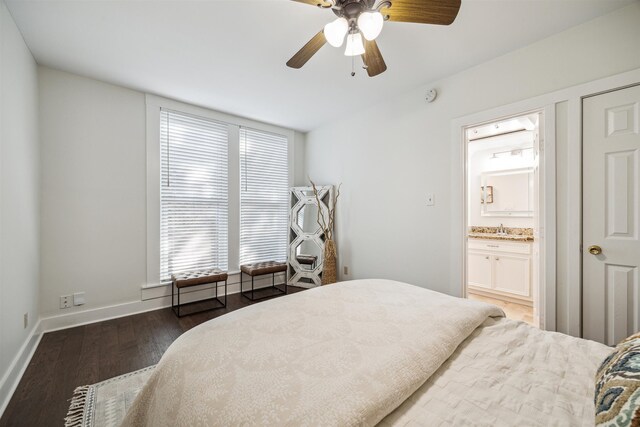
[324,17,349,48]
[357,11,384,41]
[344,32,365,56]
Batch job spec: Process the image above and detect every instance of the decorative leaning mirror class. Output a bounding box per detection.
[288,186,334,288]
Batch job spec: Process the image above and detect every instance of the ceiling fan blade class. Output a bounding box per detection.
[361,40,387,77]
[380,0,461,25]
[287,31,327,69]
[291,0,333,8]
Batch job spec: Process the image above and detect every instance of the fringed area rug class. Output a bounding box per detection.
[65,365,155,427]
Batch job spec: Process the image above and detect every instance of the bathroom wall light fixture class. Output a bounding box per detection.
[491,147,533,159]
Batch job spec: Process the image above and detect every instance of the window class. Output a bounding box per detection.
[160,109,229,281]
[239,128,289,265]
[147,96,295,288]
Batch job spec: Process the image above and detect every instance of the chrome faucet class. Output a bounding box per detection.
[498,223,506,235]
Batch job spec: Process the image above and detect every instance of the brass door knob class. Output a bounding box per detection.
[588,245,602,255]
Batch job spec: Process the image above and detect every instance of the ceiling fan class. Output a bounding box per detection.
[287,0,461,77]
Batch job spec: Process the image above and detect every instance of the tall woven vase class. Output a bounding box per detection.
[322,239,337,285]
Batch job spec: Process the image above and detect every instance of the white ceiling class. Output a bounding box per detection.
[6,0,633,132]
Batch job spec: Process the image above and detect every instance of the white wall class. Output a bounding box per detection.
[305,3,640,333]
[38,67,147,317]
[293,132,307,186]
[38,67,306,318]
[0,0,40,408]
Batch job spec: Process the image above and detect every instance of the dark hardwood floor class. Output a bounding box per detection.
[0,287,306,427]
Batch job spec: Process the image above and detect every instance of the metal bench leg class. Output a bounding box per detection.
[223,279,227,307]
[177,286,181,317]
[240,271,243,295]
[252,275,255,300]
[272,272,275,287]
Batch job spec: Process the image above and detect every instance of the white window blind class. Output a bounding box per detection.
[239,128,289,266]
[160,109,229,281]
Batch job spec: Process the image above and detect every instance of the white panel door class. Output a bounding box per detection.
[583,84,640,345]
[493,255,531,297]
[468,251,492,289]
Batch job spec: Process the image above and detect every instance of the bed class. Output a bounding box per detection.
[120,279,610,426]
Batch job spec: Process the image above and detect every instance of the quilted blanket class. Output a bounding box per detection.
[120,279,503,426]
[380,317,611,426]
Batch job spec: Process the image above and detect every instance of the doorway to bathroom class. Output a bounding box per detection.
[464,111,544,328]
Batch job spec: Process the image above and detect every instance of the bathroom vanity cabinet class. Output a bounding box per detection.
[467,238,532,302]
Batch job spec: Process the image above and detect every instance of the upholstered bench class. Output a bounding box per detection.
[240,261,288,301]
[296,254,318,269]
[171,269,227,317]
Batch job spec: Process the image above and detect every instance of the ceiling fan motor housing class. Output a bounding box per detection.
[333,0,369,20]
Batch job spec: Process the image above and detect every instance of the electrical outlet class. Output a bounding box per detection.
[23,313,28,329]
[343,266,349,275]
[60,295,71,309]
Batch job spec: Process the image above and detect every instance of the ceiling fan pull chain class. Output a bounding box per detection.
[351,54,356,77]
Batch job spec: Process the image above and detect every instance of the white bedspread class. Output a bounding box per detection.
[380,317,611,426]
[121,280,503,426]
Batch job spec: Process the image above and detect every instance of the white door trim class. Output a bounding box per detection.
[451,67,640,335]
[455,106,555,331]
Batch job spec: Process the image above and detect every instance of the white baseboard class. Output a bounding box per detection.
[0,319,43,419]
[38,297,172,334]
[39,272,287,334]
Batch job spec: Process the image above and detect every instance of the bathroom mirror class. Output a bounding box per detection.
[480,168,533,217]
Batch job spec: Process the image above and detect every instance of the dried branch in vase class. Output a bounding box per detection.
[309,179,341,255]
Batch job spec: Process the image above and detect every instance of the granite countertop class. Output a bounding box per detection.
[468,226,534,242]
[468,232,534,242]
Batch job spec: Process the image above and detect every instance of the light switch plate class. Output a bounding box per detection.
[426,194,435,206]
